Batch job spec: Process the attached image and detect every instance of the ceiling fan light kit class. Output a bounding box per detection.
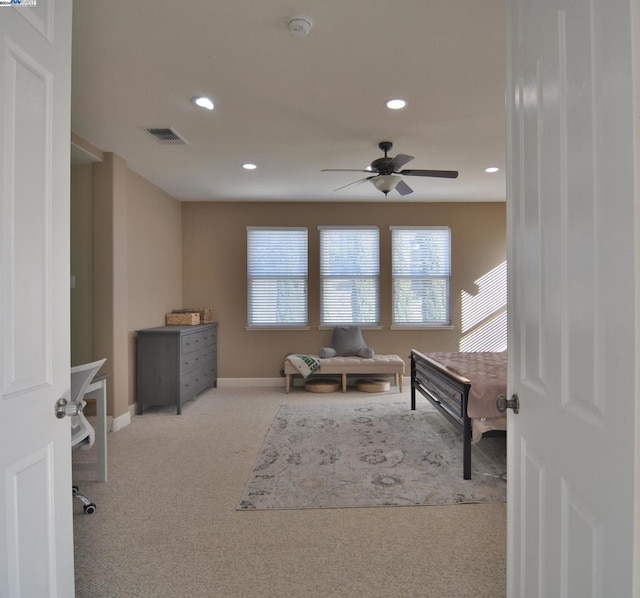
[372,175,401,195]
[322,141,459,197]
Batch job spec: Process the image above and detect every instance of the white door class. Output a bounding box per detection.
[506,0,636,596]
[0,1,74,596]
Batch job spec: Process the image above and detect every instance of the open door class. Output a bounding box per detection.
[0,1,74,595]
[506,0,637,595]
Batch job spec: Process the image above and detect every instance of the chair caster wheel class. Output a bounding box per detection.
[84,503,96,514]
[72,485,78,495]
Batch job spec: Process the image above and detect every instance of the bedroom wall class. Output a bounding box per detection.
[70,164,94,366]
[126,169,183,411]
[181,201,506,381]
[70,155,182,418]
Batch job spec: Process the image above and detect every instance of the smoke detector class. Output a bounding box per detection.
[287,16,312,37]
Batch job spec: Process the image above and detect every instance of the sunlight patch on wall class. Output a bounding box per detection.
[460,261,507,351]
[460,310,507,352]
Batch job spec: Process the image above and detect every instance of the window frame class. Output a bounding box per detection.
[246,226,309,329]
[318,225,380,327]
[390,225,452,328]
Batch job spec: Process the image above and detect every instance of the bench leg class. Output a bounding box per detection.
[285,374,291,394]
[398,374,403,392]
[342,373,347,392]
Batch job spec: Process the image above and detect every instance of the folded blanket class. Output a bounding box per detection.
[285,354,321,379]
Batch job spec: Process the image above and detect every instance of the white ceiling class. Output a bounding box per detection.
[71,0,506,203]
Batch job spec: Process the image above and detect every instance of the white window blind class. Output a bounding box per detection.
[391,226,451,326]
[319,226,379,326]
[247,227,308,327]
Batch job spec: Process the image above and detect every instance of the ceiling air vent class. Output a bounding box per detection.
[144,127,187,145]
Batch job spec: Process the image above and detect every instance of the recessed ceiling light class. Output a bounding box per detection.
[485,166,499,173]
[386,99,406,110]
[242,163,257,170]
[192,96,214,110]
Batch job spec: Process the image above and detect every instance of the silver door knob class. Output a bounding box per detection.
[496,393,520,414]
[55,398,84,419]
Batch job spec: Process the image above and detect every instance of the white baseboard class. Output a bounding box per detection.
[218,376,409,390]
[217,377,284,388]
[112,405,134,431]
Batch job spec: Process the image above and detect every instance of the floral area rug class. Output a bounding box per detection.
[237,398,506,510]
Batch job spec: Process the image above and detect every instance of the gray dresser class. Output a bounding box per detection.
[135,323,218,415]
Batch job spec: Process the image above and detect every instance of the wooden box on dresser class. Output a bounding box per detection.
[135,323,218,415]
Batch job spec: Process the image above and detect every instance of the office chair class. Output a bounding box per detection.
[70,358,107,514]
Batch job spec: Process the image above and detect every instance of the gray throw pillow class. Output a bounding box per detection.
[356,345,375,358]
[329,326,374,357]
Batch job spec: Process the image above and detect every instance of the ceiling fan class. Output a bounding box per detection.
[322,141,458,196]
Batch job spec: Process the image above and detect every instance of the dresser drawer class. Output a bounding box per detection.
[200,345,216,364]
[200,367,215,387]
[182,365,215,396]
[180,368,204,397]
[181,329,210,354]
[181,348,204,374]
[199,329,216,348]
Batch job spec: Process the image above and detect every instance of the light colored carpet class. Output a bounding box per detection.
[72,386,506,598]
[238,399,506,510]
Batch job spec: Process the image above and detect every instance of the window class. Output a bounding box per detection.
[391,226,451,327]
[319,226,379,326]
[247,227,308,328]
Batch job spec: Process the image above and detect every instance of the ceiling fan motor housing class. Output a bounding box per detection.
[370,141,395,174]
[370,157,395,174]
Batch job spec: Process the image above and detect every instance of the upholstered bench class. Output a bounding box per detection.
[283,354,405,394]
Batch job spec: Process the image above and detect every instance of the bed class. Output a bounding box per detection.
[410,350,507,480]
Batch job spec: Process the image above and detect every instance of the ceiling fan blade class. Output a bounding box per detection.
[388,153,414,170]
[395,179,413,196]
[400,169,459,178]
[334,176,375,192]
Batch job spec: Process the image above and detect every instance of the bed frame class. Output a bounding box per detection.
[410,350,476,480]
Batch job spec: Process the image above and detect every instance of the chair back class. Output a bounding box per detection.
[70,358,106,403]
[70,358,106,451]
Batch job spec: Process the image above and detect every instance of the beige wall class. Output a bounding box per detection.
[70,158,182,417]
[70,164,94,366]
[182,201,506,380]
[126,169,183,405]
